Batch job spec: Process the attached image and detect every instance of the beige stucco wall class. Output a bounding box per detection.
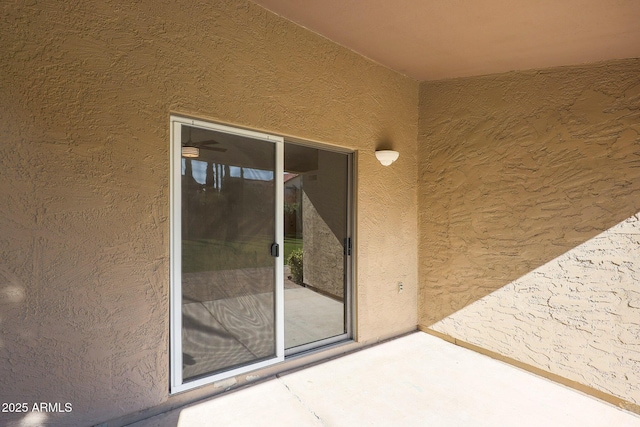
[0,0,418,425]
[302,191,344,299]
[418,59,640,405]
[301,149,348,300]
[430,214,640,406]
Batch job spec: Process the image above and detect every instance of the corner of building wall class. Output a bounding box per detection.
[417,325,640,416]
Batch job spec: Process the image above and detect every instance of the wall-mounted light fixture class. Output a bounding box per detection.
[375,150,399,166]
[182,146,199,158]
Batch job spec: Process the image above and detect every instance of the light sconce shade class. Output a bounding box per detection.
[182,146,199,158]
[375,150,399,166]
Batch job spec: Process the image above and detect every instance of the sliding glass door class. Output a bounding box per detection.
[170,117,284,392]
[170,117,351,393]
[283,143,351,354]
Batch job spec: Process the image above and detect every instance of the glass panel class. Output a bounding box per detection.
[180,125,276,381]
[284,144,348,350]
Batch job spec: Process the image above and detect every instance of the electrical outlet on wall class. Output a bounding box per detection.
[398,282,404,293]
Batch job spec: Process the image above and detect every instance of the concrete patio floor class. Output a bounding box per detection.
[130,332,640,427]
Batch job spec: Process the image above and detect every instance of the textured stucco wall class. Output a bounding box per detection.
[418,59,640,405]
[301,149,348,300]
[430,214,640,406]
[0,0,418,425]
[302,191,344,299]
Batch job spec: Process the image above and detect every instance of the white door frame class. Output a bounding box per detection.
[169,115,284,394]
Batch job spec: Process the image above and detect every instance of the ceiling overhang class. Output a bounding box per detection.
[252,0,640,81]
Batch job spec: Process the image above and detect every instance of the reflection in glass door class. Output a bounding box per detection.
[170,118,352,392]
[283,143,351,354]
[170,117,284,392]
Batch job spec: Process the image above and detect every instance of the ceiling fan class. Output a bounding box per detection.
[182,126,227,158]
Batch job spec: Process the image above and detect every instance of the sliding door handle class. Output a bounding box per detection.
[343,237,352,256]
[270,243,279,257]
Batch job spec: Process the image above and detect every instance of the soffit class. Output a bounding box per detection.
[251,0,640,81]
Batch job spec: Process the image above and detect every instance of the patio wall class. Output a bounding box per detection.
[301,149,348,300]
[418,58,640,408]
[0,0,418,425]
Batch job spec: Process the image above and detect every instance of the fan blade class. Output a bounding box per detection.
[199,146,227,152]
